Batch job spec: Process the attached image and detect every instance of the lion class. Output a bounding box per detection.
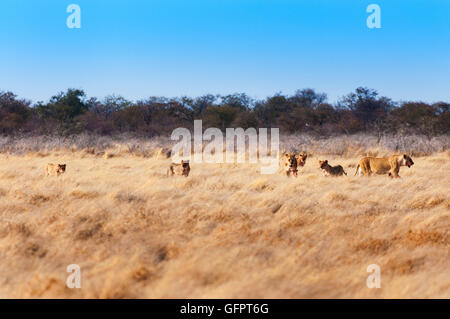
[297,152,308,168]
[167,160,190,177]
[355,154,414,178]
[282,153,298,177]
[319,160,347,176]
[46,164,66,176]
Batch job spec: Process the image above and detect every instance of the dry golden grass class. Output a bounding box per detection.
[0,147,448,298]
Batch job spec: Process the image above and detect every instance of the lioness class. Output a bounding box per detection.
[46,164,66,176]
[319,160,347,176]
[167,160,190,177]
[283,153,298,177]
[355,154,414,178]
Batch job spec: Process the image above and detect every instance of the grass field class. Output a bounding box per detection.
[0,140,448,298]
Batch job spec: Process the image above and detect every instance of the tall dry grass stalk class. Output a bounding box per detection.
[1,133,449,158]
[0,136,448,298]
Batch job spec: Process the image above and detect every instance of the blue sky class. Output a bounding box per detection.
[0,0,449,104]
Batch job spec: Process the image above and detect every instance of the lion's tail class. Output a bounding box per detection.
[354,164,360,176]
[343,170,347,176]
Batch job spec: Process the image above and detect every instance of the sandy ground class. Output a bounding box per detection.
[0,150,448,298]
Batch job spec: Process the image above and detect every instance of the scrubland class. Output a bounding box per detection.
[0,135,448,298]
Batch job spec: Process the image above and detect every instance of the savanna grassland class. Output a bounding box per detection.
[0,135,449,298]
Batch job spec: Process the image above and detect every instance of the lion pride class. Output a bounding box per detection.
[355,154,414,178]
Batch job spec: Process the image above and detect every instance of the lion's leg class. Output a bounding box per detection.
[390,168,400,178]
[363,165,371,176]
[356,164,365,176]
[388,161,400,178]
[366,163,372,176]
[358,167,363,176]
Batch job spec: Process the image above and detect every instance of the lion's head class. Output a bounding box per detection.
[403,154,414,168]
[284,153,298,172]
[318,160,328,169]
[57,164,66,174]
[284,153,298,177]
[180,160,190,176]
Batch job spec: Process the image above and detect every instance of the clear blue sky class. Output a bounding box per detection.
[1,0,449,104]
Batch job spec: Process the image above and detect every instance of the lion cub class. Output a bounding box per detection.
[46,164,66,176]
[319,160,347,176]
[297,152,308,168]
[167,160,190,177]
[282,152,308,177]
[283,153,298,177]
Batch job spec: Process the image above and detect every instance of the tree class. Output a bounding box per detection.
[388,102,441,137]
[0,88,448,137]
[232,110,259,129]
[433,102,450,134]
[220,93,253,110]
[33,89,89,134]
[203,106,239,130]
[35,89,88,122]
[0,91,31,134]
[190,94,218,116]
[338,87,394,134]
[94,95,132,119]
[254,94,289,126]
[290,89,327,109]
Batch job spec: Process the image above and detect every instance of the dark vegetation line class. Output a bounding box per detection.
[0,87,448,137]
